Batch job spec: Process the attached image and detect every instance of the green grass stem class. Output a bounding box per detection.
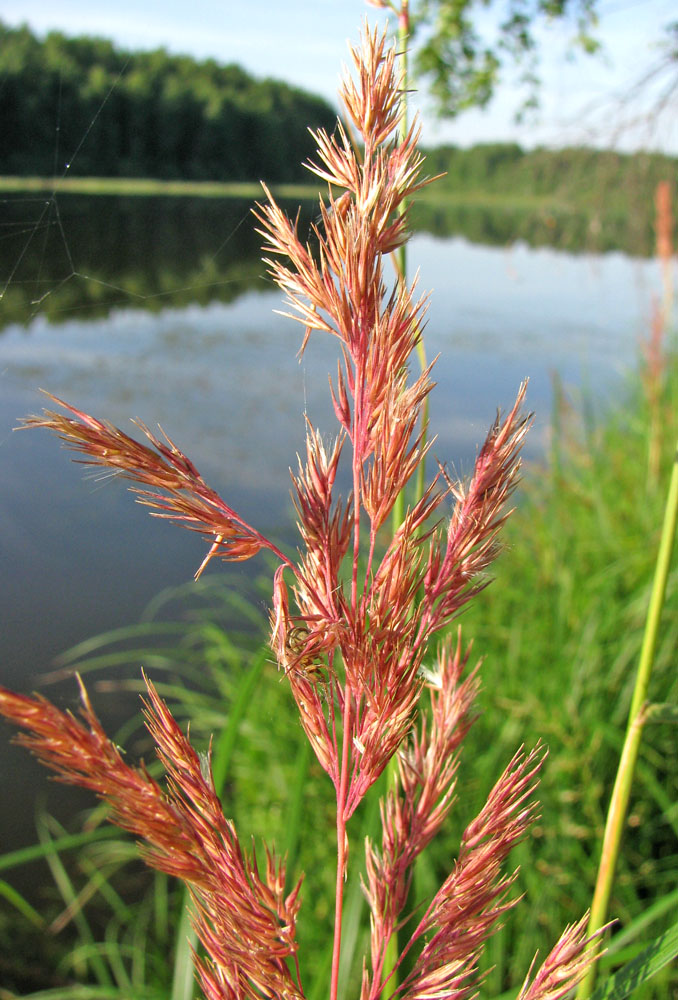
[577,440,678,999]
[390,0,428,534]
[0,879,45,928]
[36,814,113,987]
[385,7,413,991]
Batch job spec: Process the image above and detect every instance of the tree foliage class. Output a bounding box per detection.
[405,0,600,117]
[0,21,337,182]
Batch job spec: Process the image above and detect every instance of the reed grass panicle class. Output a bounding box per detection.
[0,22,602,1000]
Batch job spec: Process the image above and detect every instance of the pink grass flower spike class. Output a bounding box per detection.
[0,21,603,1000]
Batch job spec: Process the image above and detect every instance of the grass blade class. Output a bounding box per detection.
[0,877,45,927]
[591,920,678,1000]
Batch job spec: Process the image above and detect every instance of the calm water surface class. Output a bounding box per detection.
[0,193,663,855]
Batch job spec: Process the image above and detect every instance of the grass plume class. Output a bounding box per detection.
[0,22,603,1000]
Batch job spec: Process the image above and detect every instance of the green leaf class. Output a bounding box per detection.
[604,887,678,957]
[591,921,678,1000]
[171,895,198,1000]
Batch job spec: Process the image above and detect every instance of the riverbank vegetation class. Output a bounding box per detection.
[0,176,320,199]
[425,142,678,212]
[2,143,675,259]
[421,143,678,255]
[452,353,678,993]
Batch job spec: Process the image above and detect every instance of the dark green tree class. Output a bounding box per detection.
[0,21,337,182]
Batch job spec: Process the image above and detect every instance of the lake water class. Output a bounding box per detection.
[0,193,665,857]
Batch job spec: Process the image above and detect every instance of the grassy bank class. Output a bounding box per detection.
[0,175,322,200]
[452,352,678,993]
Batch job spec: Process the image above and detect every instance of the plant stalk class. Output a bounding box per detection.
[577,439,678,999]
[385,5,412,994]
[330,692,353,1000]
[392,0,429,531]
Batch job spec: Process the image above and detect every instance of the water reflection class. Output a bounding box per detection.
[1,192,654,332]
[1,194,281,329]
[0,194,662,865]
[411,200,647,257]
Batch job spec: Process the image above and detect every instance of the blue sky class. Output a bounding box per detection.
[2,0,677,152]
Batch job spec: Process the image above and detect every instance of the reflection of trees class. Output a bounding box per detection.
[418,141,678,256]
[410,200,643,255]
[0,196,319,330]
[1,181,660,333]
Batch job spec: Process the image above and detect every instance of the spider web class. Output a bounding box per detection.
[1,188,253,324]
[0,59,263,328]
[0,51,324,557]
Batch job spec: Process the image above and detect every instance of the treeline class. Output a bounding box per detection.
[423,142,678,217]
[3,20,675,218]
[0,21,337,182]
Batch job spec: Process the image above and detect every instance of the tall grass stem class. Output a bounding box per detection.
[386,6,411,991]
[392,0,429,530]
[577,440,678,998]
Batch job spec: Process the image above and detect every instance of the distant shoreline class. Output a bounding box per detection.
[0,175,561,212]
[0,176,320,199]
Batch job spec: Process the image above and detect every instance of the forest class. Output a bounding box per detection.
[2,19,677,208]
[0,21,337,182]
[423,141,678,215]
